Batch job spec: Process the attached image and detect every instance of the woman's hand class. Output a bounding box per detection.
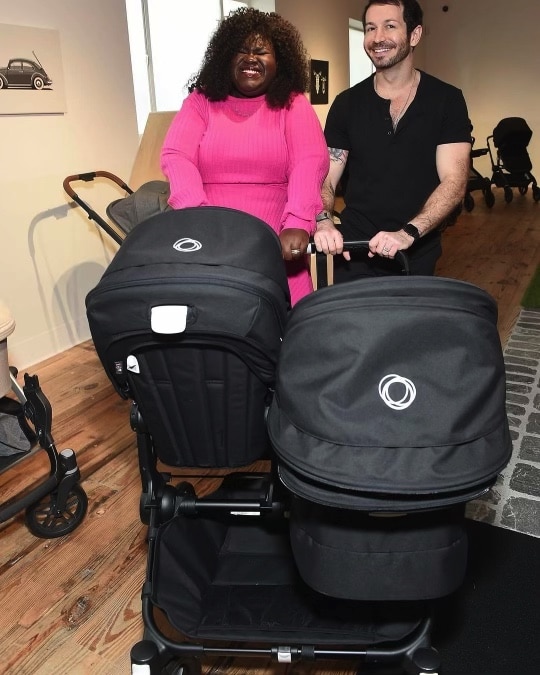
[280,228,309,261]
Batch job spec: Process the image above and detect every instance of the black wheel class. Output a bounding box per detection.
[32,76,45,90]
[483,187,495,208]
[463,193,474,212]
[25,483,88,538]
[504,186,513,203]
[0,77,6,90]
[518,186,528,196]
[533,186,540,202]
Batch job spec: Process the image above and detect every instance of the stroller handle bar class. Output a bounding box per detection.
[63,171,134,246]
[62,171,133,200]
[307,239,410,275]
[62,170,409,274]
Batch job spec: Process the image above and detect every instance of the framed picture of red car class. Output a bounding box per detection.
[310,59,329,105]
[0,24,66,115]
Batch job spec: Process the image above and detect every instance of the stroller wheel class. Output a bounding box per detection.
[483,187,495,208]
[504,186,514,203]
[25,483,88,538]
[518,185,528,196]
[463,193,474,212]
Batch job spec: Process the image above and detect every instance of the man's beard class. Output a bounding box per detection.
[367,40,412,70]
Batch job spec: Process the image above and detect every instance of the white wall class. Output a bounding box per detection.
[0,0,139,368]
[422,0,540,177]
[276,0,362,127]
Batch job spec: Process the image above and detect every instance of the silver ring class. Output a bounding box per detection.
[291,248,301,255]
[383,247,390,253]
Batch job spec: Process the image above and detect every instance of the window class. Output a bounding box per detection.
[223,0,247,16]
[126,0,259,135]
[349,19,374,87]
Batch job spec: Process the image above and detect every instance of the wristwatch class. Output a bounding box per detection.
[402,223,420,240]
[316,211,333,223]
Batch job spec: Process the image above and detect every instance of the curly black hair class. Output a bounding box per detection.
[187,7,310,109]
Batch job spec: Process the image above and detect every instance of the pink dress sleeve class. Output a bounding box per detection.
[281,94,329,234]
[160,92,210,209]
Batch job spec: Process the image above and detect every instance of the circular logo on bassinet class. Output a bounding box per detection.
[378,374,416,410]
[173,238,202,252]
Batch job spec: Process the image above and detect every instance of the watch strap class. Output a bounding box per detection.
[402,223,420,240]
[316,211,333,223]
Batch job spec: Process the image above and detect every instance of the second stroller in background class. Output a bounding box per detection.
[487,116,540,203]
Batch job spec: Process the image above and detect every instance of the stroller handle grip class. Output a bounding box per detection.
[306,239,410,275]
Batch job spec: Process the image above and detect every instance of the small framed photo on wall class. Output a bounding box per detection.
[0,23,66,115]
[310,59,329,105]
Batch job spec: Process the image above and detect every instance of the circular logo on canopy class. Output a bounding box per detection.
[378,374,416,410]
[173,238,202,252]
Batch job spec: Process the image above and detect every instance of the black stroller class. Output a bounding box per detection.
[83,202,512,675]
[487,117,540,203]
[0,368,88,538]
[463,124,495,212]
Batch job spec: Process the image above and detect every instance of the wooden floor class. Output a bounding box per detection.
[1,194,539,674]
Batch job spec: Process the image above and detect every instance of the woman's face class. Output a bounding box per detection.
[230,34,277,97]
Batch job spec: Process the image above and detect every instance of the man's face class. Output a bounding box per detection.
[363,3,416,70]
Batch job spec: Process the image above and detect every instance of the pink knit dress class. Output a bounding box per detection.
[161,91,329,305]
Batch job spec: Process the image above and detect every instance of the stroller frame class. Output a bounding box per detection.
[129,403,440,675]
[464,144,495,212]
[72,175,509,675]
[0,368,87,538]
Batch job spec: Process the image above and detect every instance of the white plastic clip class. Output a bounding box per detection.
[127,355,140,374]
[151,305,188,334]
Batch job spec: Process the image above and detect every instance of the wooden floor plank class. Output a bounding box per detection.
[1,196,539,674]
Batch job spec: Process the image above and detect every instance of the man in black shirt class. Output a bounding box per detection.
[314,0,471,279]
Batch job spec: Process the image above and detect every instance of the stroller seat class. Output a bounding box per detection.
[85,208,512,675]
[487,117,540,202]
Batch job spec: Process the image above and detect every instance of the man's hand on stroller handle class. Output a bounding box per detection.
[313,221,414,264]
[368,228,417,260]
[307,236,410,274]
[313,220,350,260]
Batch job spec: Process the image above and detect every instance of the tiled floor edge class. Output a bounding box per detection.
[467,309,540,538]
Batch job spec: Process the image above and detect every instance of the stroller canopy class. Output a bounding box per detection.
[493,117,532,149]
[268,276,512,511]
[86,207,291,396]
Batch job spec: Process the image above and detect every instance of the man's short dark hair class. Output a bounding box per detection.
[362,0,423,36]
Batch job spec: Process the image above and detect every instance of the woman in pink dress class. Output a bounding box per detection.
[161,7,329,306]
